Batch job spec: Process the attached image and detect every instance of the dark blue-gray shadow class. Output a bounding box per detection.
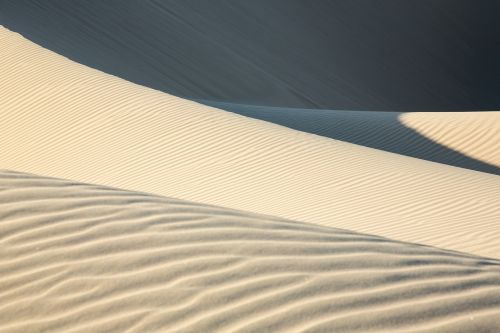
[1,0,500,111]
[1,0,499,175]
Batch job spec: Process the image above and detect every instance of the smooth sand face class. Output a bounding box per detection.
[1,27,500,259]
[2,170,500,333]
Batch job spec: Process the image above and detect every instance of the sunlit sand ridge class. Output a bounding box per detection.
[2,1,500,331]
[1,27,500,259]
[208,102,500,175]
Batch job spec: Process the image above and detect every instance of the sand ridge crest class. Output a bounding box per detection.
[206,101,500,175]
[2,2,500,331]
[1,27,500,259]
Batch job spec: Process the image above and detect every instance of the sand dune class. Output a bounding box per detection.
[1,0,500,110]
[1,27,500,259]
[1,170,500,332]
[2,2,500,332]
[207,101,500,175]
[3,0,498,174]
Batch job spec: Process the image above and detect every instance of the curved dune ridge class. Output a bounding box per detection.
[1,170,500,333]
[399,112,500,169]
[1,27,500,259]
[1,0,500,111]
[206,101,500,175]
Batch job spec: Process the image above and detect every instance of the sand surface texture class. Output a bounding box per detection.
[208,102,500,175]
[1,27,500,259]
[1,2,500,332]
[1,170,500,333]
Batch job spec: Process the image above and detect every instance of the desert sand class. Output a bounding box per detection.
[2,170,500,332]
[207,101,500,175]
[1,1,500,332]
[1,27,500,259]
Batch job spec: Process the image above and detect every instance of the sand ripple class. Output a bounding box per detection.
[1,170,500,332]
[1,27,500,259]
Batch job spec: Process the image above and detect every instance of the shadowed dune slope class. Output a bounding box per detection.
[1,170,500,333]
[2,0,499,175]
[205,101,500,175]
[1,27,500,258]
[1,0,500,110]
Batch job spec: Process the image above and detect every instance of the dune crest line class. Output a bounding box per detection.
[205,101,500,175]
[1,0,499,110]
[1,27,500,259]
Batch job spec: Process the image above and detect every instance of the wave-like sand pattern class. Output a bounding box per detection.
[207,102,500,175]
[1,27,500,259]
[1,170,500,332]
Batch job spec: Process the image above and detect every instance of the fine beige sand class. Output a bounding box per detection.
[2,3,500,331]
[2,170,500,333]
[1,27,500,261]
[207,102,500,175]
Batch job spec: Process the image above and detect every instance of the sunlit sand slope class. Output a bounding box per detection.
[207,102,500,175]
[1,27,500,258]
[400,112,500,170]
[1,170,500,333]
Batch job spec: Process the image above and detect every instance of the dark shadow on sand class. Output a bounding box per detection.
[1,1,499,175]
[1,0,500,111]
